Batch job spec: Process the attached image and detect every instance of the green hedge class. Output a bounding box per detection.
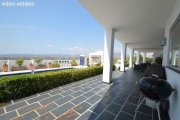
[0,66,103,102]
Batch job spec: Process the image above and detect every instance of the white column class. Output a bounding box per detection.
[31,59,34,65]
[136,51,140,64]
[120,43,126,71]
[142,52,146,63]
[172,50,176,66]
[129,49,133,67]
[153,52,156,63]
[7,60,10,72]
[162,38,170,66]
[89,54,92,66]
[178,49,180,68]
[101,53,104,65]
[103,28,115,83]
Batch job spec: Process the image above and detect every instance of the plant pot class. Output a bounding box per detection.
[2,64,8,72]
[27,64,34,70]
[36,65,47,69]
[47,64,53,68]
[11,67,27,71]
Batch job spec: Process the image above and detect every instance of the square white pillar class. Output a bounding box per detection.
[172,50,176,66]
[89,55,92,66]
[7,60,10,72]
[129,49,133,67]
[142,52,146,63]
[136,51,140,64]
[120,43,126,71]
[102,28,115,83]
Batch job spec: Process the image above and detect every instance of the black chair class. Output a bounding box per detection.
[140,63,148,72]
[144,64,166,79]
[134,63,140,70]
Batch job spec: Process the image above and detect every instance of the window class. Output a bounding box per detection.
[170,15,180,69]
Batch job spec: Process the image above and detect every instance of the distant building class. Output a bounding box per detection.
[58,60,71,68]
[114,57,121,70]
[79,55,87,66]
[89,51,104,66]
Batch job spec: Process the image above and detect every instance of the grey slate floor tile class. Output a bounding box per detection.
[73,102,91,114]
[0,108,4,115]
[35,112,55,120]
[56,110,79,120]
[135,112,152,120]
[51,102,74,117]
[0,111,18,120]
[86,95,102,105]
[71,91,84,98]
[55,95,73,106]
[6,101,27,112]
[122,101,137,116]
[77,111,98,120]
[116,111,134,120]
[71,96,87,105]
[96,111,115,120]
[18,103,41,115]
[83,91,95,98]
[39,94,63,105]
[106,103,122,115]
[90,102,107,115]
[36,103,58,115]
[27,94,50,104]
[13,111,38,120]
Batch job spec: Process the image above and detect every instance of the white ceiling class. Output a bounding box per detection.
[80,0,176,49]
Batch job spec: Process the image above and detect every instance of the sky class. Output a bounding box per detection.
[0,0,121,55]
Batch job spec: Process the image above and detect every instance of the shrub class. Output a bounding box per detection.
[0,66,103,102]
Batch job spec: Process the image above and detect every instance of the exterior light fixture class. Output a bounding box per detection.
[161,37,167,46]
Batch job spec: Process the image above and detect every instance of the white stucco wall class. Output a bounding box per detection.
[166,68,180,120]
[163,0,180,66]
[163,0,180,120]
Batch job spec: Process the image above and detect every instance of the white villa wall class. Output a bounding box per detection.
[166,68,180,120]
[0,59,72,72]
[163,0,180,120]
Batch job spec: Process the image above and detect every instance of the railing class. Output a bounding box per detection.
[0,59,72,73]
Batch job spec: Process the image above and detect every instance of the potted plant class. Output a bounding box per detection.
[28,63,34,70]
[16,58,24,67]
[35,58,42,65]
[2,62,8,72]
[11,59,26,71]
[155,56,162,65]
[48,62,53,68]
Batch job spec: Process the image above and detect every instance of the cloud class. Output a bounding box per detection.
[60,46,102,54]
[0,24,47,32]
[46,44,54,48]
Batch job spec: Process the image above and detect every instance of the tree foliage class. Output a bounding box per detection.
[35,58,43,64]
[16,59,24,66]
[71,59,78,66]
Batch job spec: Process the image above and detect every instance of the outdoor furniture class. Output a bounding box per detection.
[134,63,140,70]
[144,64,166,79]
[136,76,174,120]
[140,63,148,72]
